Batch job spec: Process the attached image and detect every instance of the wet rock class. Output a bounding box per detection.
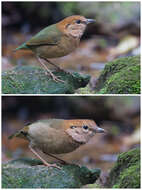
[2,158,101,188]
[2,66,90,94]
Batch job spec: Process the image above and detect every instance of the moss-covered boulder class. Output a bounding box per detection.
[2,158,101,188]
[94,56,140,94]
[106,148,140,188]
[2,66,90,94]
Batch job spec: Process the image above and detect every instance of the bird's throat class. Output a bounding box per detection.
[68,29,84,39]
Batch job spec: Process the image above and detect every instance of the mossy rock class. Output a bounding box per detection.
[2,66,90,94]
[94,56,140,94]
[106,148,140,188]
[2,158,101,188]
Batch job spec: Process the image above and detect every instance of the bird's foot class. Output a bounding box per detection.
[40,57,74,78]
[29,146,62,170]
[51,75,65,83]
[44,71,65,83]
[44,163,61,170]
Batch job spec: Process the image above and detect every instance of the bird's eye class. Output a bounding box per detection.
[20,131,27,136]
[76,20,81,24]
[70,126,77,129]
[82,125,89,130]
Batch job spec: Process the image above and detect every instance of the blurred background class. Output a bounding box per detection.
[2,96,140,183]
[2,2,140,88]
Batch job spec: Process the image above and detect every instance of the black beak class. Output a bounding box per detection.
[86,19,95,24]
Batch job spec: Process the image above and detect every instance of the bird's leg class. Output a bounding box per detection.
[40,56,74,77]
[44,152,69,165]
[37,57,65,83]
[29,146,61,169]
[37,57,50,76]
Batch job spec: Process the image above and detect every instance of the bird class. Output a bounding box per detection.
[9,119,105,169]
[14,15,95,82]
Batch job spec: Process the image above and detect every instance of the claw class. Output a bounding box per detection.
[44,71,65,83]
[44,163,61,170]
[52,75,65,83]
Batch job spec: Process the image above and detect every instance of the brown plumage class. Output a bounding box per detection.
[9,119,104,169]
[14,15,95,82]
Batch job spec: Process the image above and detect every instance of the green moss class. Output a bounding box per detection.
[2,66,90,94]
[2,158,101,188]
[113,165,140,188]
[86,182,102,188]
[76,84,93,94]
[106,148,140,188]
[94,56,140,94]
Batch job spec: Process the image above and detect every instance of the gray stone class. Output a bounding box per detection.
[2,158,101,188]
[2,66,90,94]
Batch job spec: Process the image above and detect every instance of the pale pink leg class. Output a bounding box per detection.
[45,152,68,165]
[40,56,74,76]
[37,57,65,83]
[29,146,61,169]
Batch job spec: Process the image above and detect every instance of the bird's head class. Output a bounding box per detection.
[57,15,95,38]
[64,119,105,144]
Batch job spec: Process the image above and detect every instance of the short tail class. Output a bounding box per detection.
[13,42,29,52]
